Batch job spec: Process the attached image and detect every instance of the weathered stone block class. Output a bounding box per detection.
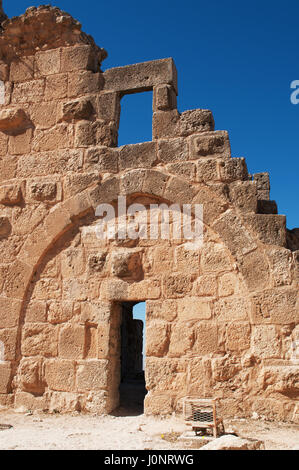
[61,45,98,72]
[244,214,287,247]
[153,84,177,111]
[22,324,57,357]
[251,288,298,324]
[45,359,75,392]
[97,91,120,124]
[0,108,30,132]
[12,79,44,104]
[68,71,103,97]
[58,324,85,359]
[193,322,218,355]
[214,297,250,322]
[84,146,119,173]
[0,363,11,394]
[152,110,180,139]
[251,325,281,358]
[35,49,61,76]
[189,131,230,159]
[0,297,21,328]
[10,56,34,82]
[111,250,143,280]
[218,157,248,182]
[196,158,219,183]
[8,128,32,155]
[163,274,192,298]
[18,357,43,393]
[157,138,188,163]
[229,181,258,212]
[146,321,170,357]
[119,142,156,170]
[103,58,178,94]
[59,98,94,122]
[25,301,47,323]
[226,323,251,352]
[177,296,212,320]
[179,109,215,137]
[76,360,109,392]
[146,300,177,322]
[0,183,21,205]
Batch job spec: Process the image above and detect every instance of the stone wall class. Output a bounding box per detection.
[0,6,298,421]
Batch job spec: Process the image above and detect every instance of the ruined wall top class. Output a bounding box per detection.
[0,4,107,64]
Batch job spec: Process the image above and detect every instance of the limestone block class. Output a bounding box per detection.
[22,324,57,357]
[267,247,292,286]
[4,260,32,299]
[179,109,215,137]
[251,288,298,324]
[89,176,120,208]
[25,301,47,323]
[74,120,117,148]
[212,210,257,258]
[238,249,270,292]
[257,200,278,214]
[103,58,178,94]
[18,357,43,393]
[61,45,98,73]
[12,79,45,104]
[45,359,76,392]
[48,301,73,324]
[0,183,22,205]
[142,170,169,197]
[30,102,57,129]
[76,360,109,392]
[218,157,248,182]
[0,328,17,360]
[196,159,219,183]
[88,251,107,273]
[163,274,192,298]
[0,297,21,328]
[119,142,156,170]
[153,84,177,111]
[214,297,250,322]
[168,323,194,356]
[189,131,231,159]
[146,300,177,322]
[193,275,217,297]
[35,49,61,76]
[14,391,48,412]
[0,132,8,156]
[200,435,264,450]
[84,146,119,173]
[33,124,73,152]
[111,250,143,280]
[166,161,196,180]
[229,181,258,212]
[97,92,120,124]
[157,138,188,163]
[200,242,232,273]
[0,363,12,394]
[10,56,34,82]
[253,172,270,190]
[8,127,32,155]
[27,180,60,202]
[218,272,240,297]
[193,322,218,355]
[59,98,94,122]
[128,279,161,300]
[68,71,103,97]
[146,321,170,357]
[164,175,197,204]
[58,324,85,359]
[212,356,241,382]
[144,392,174,415]
[0,108,30,132]
[226,323,251,352]
[17,149,83,177]
[251,325,281,358]
[152,110,180,139]
[244,214,287,247]
[0,216,11,238]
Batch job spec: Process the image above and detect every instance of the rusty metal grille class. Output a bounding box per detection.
[184,398,215,424]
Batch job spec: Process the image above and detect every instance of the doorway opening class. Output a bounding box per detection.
[119,301,147,415]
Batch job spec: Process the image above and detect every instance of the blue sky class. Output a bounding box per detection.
[6,0,298,229]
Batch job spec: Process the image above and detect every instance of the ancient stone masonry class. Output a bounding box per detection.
[0,5,298,421]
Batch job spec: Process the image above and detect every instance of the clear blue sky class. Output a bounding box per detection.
[6,0,298,229]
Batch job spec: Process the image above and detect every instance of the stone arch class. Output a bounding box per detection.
[5,168,274,413]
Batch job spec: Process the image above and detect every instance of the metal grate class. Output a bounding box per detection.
[183,398,216,424]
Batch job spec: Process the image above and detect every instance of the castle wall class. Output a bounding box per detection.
[0,6,298,421]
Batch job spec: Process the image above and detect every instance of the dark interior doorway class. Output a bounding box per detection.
[118,301,147,415]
